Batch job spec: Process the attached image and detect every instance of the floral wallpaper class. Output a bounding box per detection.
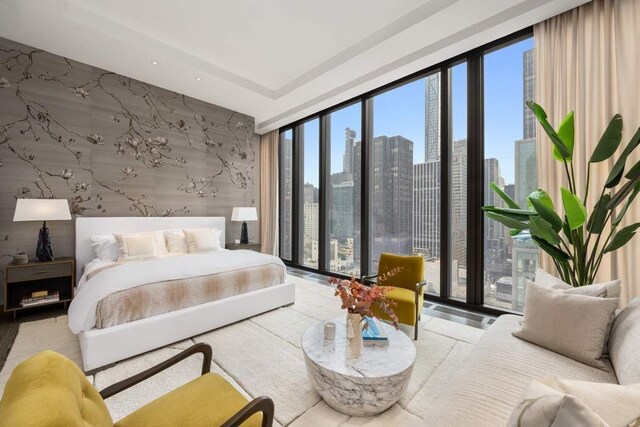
[0,36,259,272]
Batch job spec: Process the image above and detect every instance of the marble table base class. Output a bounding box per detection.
[301,316,416,417]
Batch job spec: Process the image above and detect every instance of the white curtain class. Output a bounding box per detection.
[535,0,640,304]
[260,130,279,255]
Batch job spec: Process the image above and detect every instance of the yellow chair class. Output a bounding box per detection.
[364,253,429,340]
[0,344,274,427]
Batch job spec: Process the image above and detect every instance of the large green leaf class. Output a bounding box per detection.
[529,197,562,232]
[489,182,520,209]
[604,223,640,253]
[561,187,587,229]
[554,112,575,161]
[590,114,623,163]
[562,219,574,245]
[527,102,571,159]
[613,182,640,226]
[587,194,611,234]
[625,159,640,180]
[605,127,640,188]
[482,206,535,221]
[527,189,555,211]
[529,216,561,245]
[485,212,528,231]
[531,235,571,261]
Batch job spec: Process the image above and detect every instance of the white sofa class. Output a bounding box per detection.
[422,297,640,426]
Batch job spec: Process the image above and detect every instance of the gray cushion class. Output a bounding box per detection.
[609,297,640,384]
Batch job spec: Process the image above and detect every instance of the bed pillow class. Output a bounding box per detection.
[508,378,640,427]
[183,228,222,253]
[114,231,168,261]
[90,235,119,262]
[534,268,620,298]
[165,229,189,254]
[513,281,618,369]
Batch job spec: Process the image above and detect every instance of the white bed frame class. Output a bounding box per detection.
[75,217,295,372]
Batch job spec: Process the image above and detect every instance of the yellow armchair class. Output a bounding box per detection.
[0,344,274,427]
[364,253,430,340]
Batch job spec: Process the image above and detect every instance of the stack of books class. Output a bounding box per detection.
[361,317,388,347]
[20,290,59,307]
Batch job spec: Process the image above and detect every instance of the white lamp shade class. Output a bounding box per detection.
[231,207,258,222]
[13,199,72,222]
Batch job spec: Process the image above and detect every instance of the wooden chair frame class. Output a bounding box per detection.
[99,343,274,427]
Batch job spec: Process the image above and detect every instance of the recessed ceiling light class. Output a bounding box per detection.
[196,77,201,81]
[151,60,159,65]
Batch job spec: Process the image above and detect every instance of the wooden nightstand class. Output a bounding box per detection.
[4,257,75,321]
[225,242,262,252]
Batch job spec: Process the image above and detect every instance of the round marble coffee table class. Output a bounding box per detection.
[301,316,416,416]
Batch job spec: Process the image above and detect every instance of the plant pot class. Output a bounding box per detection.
[346,312,363,359]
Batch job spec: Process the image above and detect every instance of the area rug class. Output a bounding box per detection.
[0,275,484,426]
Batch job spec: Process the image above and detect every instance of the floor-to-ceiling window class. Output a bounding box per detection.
[328,103,362,276]
[448,62,468,300]
[302,119,320,268]
[279,129,293,261]
[278,29,536,315]
[483,37,537,311]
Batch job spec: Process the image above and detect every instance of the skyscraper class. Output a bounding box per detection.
[425,73,441,162]
[413,161,440,258]
[330,180,354,241]
[343,127,357,174]
[450,139,468,268]
[371,135,414,271]
[514,138,537,207]
[281,134,293,260]
[523,49,536,139]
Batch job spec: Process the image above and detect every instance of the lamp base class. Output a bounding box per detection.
[36,221,54,262]
[240,221,249,245]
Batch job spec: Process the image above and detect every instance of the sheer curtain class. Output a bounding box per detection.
[260,130,279,255]
[535,0,640,304]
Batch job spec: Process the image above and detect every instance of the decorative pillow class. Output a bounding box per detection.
[513,282,618,369]
[608,297,640,385]
[165,229,189,254]
[90,235,119,262]
[114,231,167,261]
[183,228,221,253]
[508,378,640,427]
[534,268,621,298]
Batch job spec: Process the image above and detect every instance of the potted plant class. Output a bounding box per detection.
[330,277,398,358]
[483,102,640,286]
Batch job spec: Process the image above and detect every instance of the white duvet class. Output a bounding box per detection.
[68,249,286,334]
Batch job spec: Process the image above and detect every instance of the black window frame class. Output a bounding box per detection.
[278,27,533,317]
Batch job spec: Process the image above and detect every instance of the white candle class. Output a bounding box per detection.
[324,321,336,340]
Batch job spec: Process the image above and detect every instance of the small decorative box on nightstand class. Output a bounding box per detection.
[4,257,75,321]
[225,242,262,252]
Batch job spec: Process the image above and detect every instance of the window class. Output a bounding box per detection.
[328,103,362,276]
[483,37,538,311]
[277,28,535,316]
[301,119,320,268]
[448,63,468,300]
[279,129,293,260]
[370,77,429,277]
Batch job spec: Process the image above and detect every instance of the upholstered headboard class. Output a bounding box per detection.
[75,217,226,282]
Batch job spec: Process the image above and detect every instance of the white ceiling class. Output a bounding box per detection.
[0,0,590,134]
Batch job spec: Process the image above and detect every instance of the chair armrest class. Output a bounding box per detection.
[221,396,275,427]
[99,343,212,399]
[360,274,378,284]
[416,280,429,293]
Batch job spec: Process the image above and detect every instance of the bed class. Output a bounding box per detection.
[70,217,294,372]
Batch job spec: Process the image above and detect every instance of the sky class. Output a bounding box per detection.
[302,37,534,187]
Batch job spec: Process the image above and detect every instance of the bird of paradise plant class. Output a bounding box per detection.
[483,102,640,287]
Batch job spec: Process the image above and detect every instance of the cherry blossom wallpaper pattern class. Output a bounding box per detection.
[0,36,259,266]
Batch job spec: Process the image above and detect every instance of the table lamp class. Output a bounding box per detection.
[231,207,257,245]
[13,199,71,262]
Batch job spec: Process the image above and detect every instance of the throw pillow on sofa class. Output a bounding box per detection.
[508,378,640,427]
[608,297,640,385]
[534,268,621,298]
[513,282,618,369]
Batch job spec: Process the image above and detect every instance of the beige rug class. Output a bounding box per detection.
[0,275,484,426]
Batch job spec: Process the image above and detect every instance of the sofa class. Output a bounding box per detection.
[422,297,640,426]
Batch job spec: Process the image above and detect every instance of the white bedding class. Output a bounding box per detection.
[68,250,286,334]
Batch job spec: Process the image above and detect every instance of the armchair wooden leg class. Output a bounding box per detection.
[414,322,419,340]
